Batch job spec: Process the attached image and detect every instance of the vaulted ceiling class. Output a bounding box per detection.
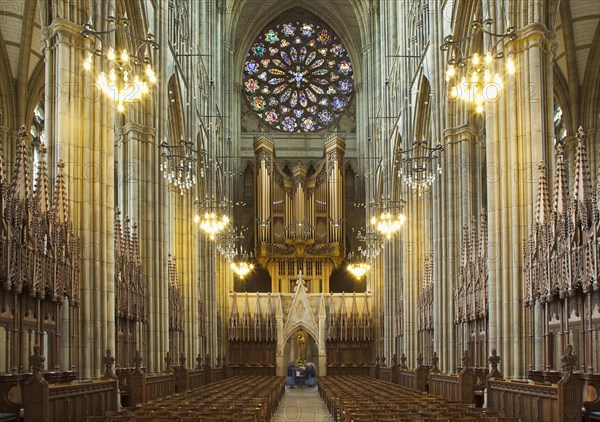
[553,0,600,129]
[0,0,45,127]
[228,0,368,81]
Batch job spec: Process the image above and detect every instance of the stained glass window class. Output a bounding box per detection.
[243,15,353,132]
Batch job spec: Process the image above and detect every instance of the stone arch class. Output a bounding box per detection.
[232,3,364,89]
[282,320,319,350]
[167,75,185,142]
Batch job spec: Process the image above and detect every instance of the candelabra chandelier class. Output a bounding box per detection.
[217,227,254,279]
[346,251,370,280]
[231,261,255,280]
[81,12,158,112]
[194,197,231,240]
[158,139,198,194]
[397,140,444,197]
[355,228,383,261]
[441,18,517,113]
[216,227,248,259]
[370,199,406,240]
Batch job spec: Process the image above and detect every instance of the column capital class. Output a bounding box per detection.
[444,124,481,145]
[509,22,555,54]
[119,122,157,145]
[47,18,85,45]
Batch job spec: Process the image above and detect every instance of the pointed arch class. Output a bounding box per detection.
[167,75,185,142]
[414,76,432,142]
[232,2,364,88]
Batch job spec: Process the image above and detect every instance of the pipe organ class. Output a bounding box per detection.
[253,136,346,293]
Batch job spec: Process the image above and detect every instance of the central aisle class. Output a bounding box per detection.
[273,386,335,422]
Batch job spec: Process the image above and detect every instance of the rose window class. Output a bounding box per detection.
[243,16,354,132]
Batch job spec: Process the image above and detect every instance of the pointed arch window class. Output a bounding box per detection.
[242,11,354,132]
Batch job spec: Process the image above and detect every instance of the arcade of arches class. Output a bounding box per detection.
[0,1,600,421]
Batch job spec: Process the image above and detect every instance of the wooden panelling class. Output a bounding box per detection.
[229,341,275,365]
[229,365,276,376]
[326,341,372,365]
[188,369,204,390]
[398,369,415,389]
[145,373,175,402]
[47,379,118,422]
[22,372,118,422]
[487,379,559,422]
[326,365,370,377]
[429,372,459,401]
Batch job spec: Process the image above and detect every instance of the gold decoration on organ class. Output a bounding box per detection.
[0,126,79,372]
[253,135,346,293]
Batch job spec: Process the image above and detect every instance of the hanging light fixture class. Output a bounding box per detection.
[231,261,255,279]
[441,17,517,113]
[194,198,231,240]
[397,140,444,196]
[81,12,158,112]
[346,251,371,280]
[158,139,198,194]
[370,199,406,240]
[354,227,384,261]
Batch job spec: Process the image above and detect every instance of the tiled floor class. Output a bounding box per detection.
[273,386,334,422]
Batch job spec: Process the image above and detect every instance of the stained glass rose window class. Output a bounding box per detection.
[243,16,353,132]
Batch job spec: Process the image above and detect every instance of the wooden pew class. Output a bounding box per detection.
[22,347,118,422]
[582,373,600,421]
[319,375,512,422]
[487,345,584,422]
[90,376,285,422]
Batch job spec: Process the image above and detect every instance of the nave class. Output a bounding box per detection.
[273,386,333,422]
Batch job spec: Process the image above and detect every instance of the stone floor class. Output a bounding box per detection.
[272,386,334,422]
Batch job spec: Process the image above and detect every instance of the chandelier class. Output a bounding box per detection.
[370,199,406,240]
[441,18,517,113]
[355,228,383,261]
[346,251,371,279]
[397,140,444,196]
[194,198,231,240]
[347,262,370,279]
[81,13,158,112]
[158,139,198,194]
[231,261,255,280]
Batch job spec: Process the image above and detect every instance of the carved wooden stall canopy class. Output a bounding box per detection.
[453,210,488,368]
[229,293,276,365]
[524,127,600,372]
[417,254,434,361]
[227,291,372,366]
[168,254,184,358]
[0,126,79,373]
[114,209,147,368]
[327,292,373,365]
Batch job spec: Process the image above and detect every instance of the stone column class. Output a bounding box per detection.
[434,124,481,371]
[486,20,554,378]
[42,17,115,379]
